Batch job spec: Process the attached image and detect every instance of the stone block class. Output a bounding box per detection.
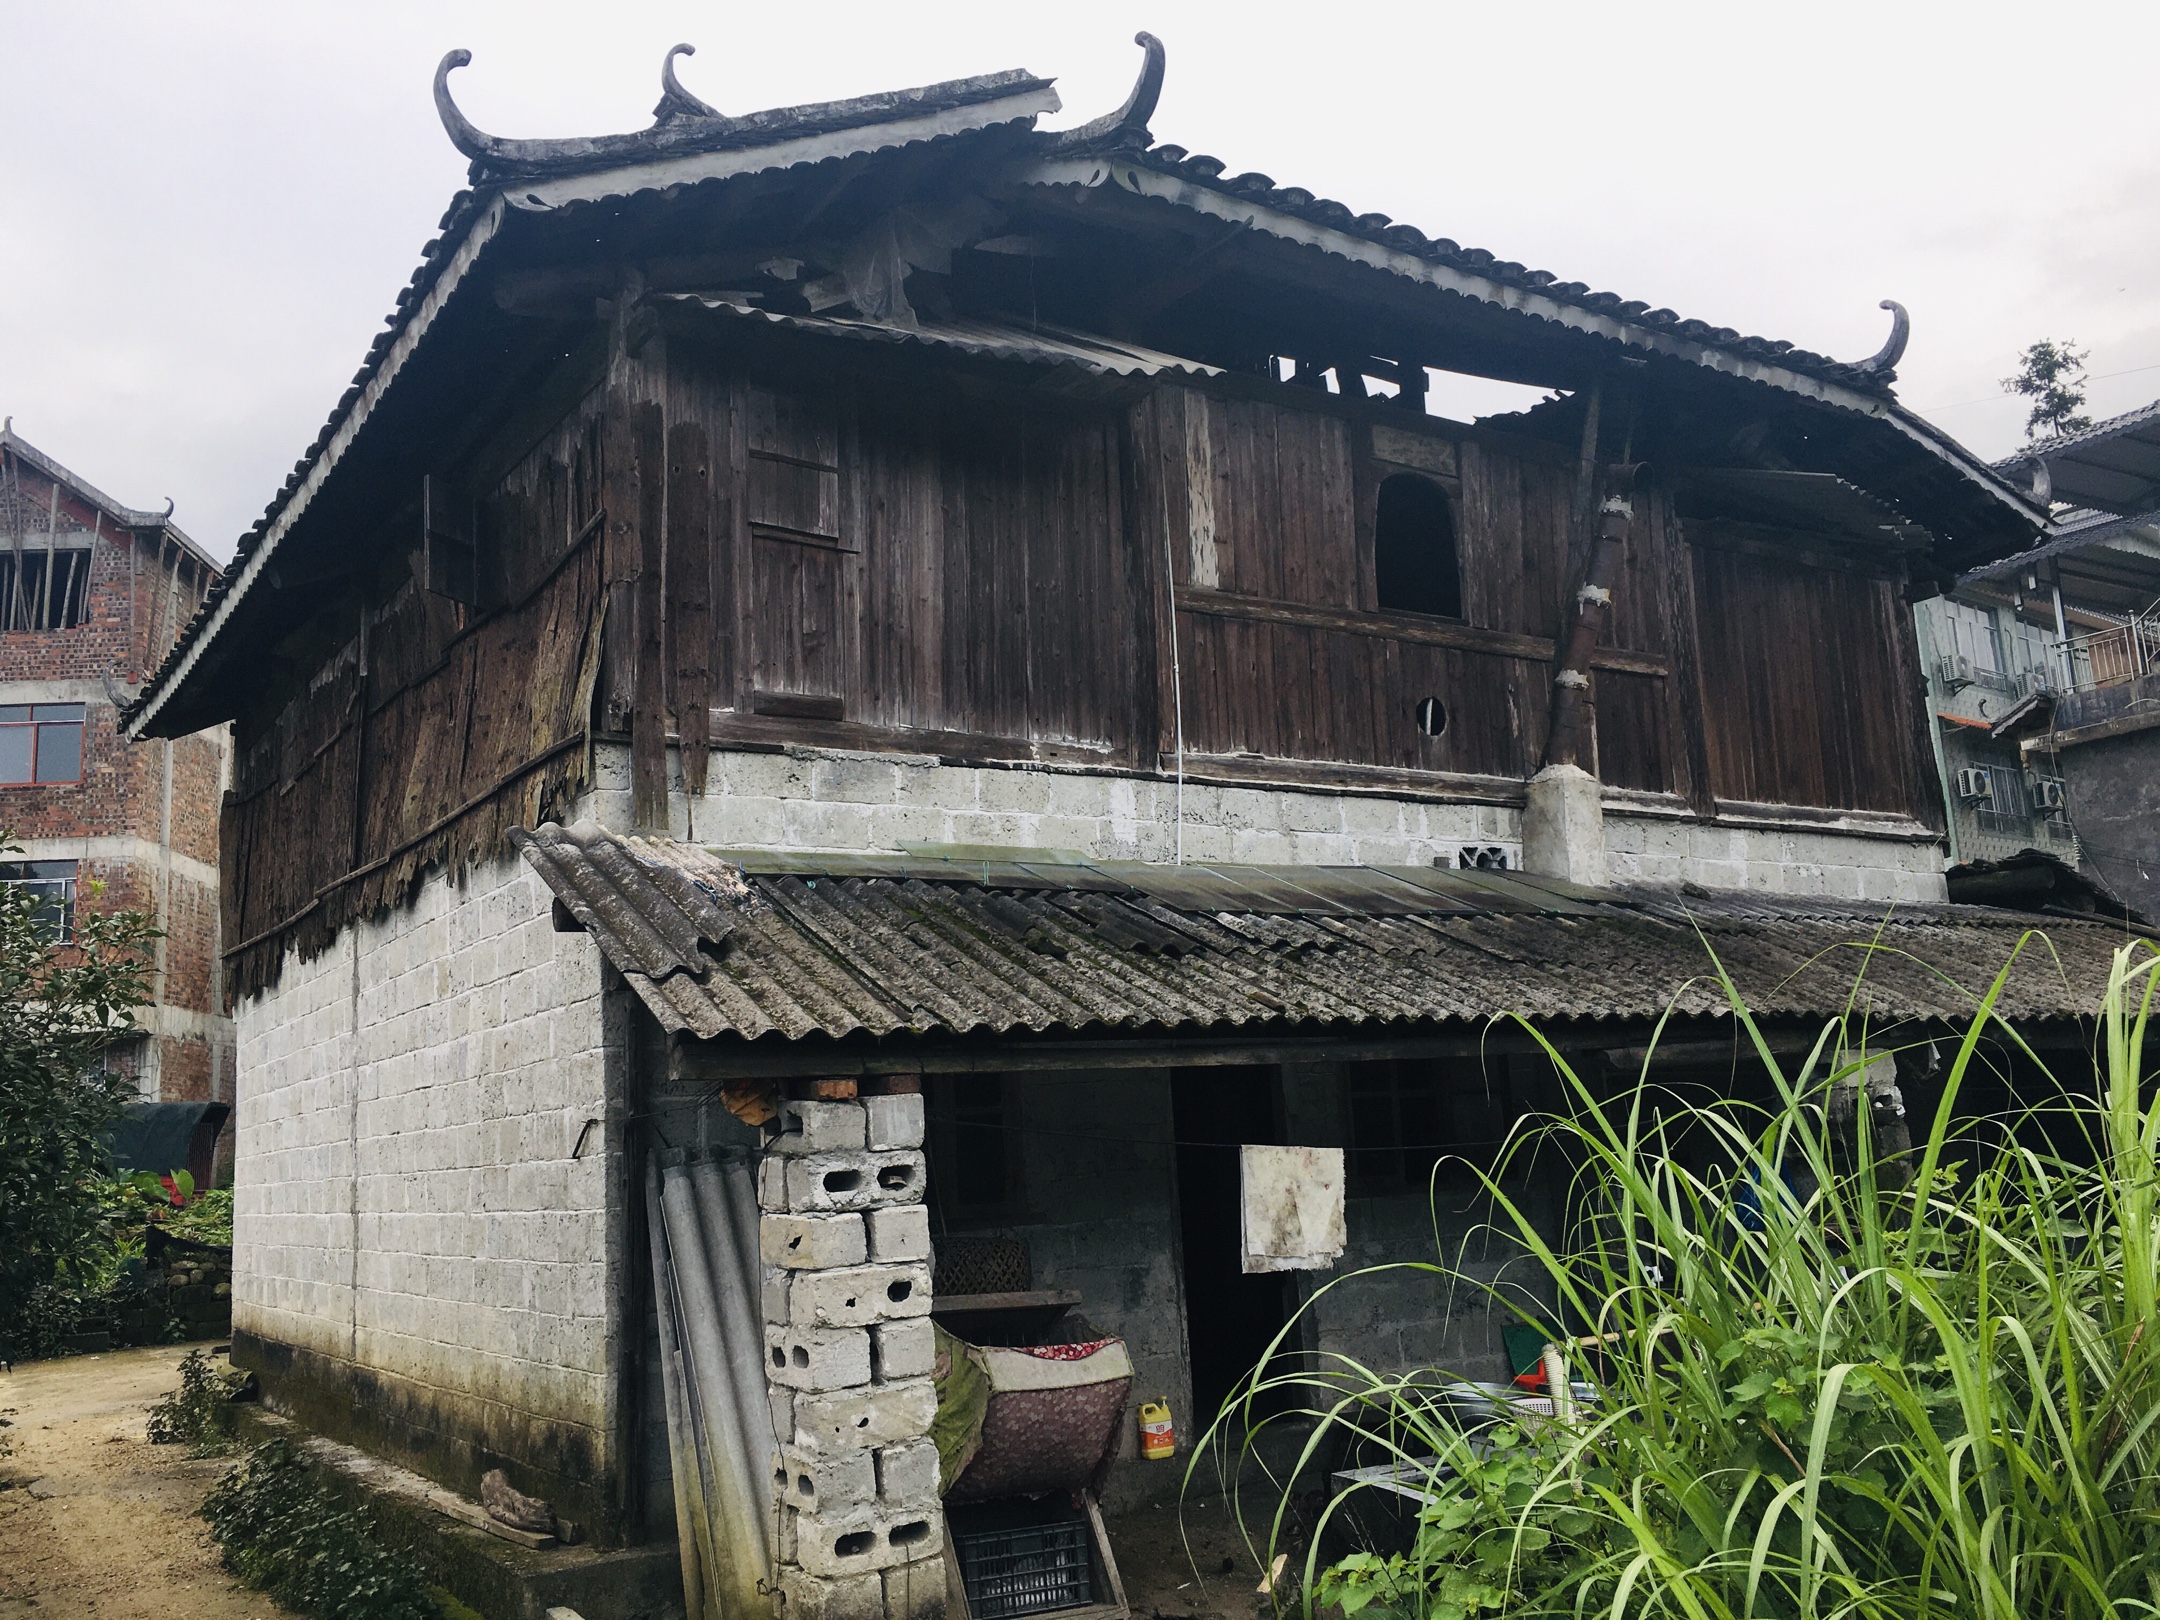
[863,1093,925,1150]
[885,1556,951,1620]
[793,1505,943,1577]
[872,1318,936,1381]
[767,1324,874,1391]
[866,1205,931,1264]
[875,1437,941,1507]
[780,1568,887,1620]
[783,1151,926,1213]
[778,1443,878,1515]
[788,1262,932,1328]
[764,1270,792,1325]
[794,1377,938,1453]
[763,1213,869,1271]
[759,1154,788,1212]
[769,1100,869,1157]
[770,1385,796,1442]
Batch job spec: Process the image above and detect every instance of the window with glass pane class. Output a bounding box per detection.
[0,859,76,943]
[0,704,85,784]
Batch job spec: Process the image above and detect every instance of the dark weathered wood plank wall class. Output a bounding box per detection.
[1691,540,1922,813]
[217,338,1943,998]
[221,401,607,995]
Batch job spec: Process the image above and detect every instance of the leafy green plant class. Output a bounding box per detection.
[160,1184,233,1248]
[1217,935,2160,1620]
[203,1438,441,1620]
[148,1348,242,1456]
[0,838,158,1363]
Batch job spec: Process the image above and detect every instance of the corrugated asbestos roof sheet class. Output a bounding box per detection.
[659,297,1223,383]
[512,823,2151,1047]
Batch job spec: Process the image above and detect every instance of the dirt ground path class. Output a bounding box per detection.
[0,1341,290,1618]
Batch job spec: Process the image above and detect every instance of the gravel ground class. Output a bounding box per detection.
[0,1341,289,1618]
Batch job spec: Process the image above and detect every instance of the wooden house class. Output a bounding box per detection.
[125,36,2144,1620]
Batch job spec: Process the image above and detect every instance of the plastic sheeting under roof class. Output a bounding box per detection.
[512,824,2149,1048]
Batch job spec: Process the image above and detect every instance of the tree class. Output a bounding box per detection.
[2003,339,2093,441]
[0,841,158,1360]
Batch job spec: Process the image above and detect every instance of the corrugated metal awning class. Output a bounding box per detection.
[513,824,2151,1048]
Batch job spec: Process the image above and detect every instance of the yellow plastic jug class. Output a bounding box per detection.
[1138,1400,1175,1460]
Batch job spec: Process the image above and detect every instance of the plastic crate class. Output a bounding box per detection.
[954,1518,1094,1620]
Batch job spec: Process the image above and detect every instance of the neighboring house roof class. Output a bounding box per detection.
[1946,849,2146,925]
[1994,397,2160,515]
[124,34,2044,739]
[514,823,2146,1046]
[0,422,218,573]
[1962,506,2160,619]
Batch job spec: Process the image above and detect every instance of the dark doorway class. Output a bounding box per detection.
[1172,1066,1293,1429]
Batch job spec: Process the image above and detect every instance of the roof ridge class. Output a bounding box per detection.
[1993,394,2160,468]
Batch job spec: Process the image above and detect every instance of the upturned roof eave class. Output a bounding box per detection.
[1010,152,2046,545]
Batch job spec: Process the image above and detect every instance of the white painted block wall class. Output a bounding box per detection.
[230,850,617,1443]
[581,743,1950,903]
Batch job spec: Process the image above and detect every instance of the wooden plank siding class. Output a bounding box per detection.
[214,339,1943,994]
[1690,543,1924,813]
[220,399,609,996]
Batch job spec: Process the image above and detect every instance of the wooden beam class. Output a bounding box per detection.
[1174,585,1670,676]
[666,419,713,796]
[631,397,669,829]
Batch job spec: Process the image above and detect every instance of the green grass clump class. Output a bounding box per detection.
[1223,935,2160,1620]
[202,1437,441,1620]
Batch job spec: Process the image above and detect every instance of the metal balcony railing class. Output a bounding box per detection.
[2057,606,2160,694]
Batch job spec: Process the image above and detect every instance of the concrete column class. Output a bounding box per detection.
[1521,762,1606,885]
[760,1086,945,1620]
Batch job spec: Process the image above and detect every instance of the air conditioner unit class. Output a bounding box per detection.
[2032,777,2068,813]
[1937,653,1975,691]
[1955,767,1994,803]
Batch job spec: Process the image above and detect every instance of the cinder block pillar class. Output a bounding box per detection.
[761,1082,945,1620]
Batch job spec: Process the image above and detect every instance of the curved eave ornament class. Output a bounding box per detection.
[1042,32,1166,153]
[1854,299,1910,382]
[434,47,739,175]
[434,46,1059,181]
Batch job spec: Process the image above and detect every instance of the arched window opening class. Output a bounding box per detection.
[1374,474,1461,619]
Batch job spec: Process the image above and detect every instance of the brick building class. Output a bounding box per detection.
[0,423,233,1175]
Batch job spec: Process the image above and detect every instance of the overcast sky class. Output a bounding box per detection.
[5,1,2157,560]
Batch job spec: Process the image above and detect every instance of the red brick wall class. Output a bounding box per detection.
[2,456,232,1112]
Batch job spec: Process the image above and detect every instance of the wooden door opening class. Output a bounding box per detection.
[1171,1066,1292,1431]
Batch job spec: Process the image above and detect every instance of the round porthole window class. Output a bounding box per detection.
[1415,696,1447,737]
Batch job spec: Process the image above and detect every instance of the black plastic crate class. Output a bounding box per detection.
[954,1518,1094,1620]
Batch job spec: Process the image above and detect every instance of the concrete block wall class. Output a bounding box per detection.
[230,849,625,1523]
[582,742,1949,902]
[760,1092,946,1620]
[1602,815,1948,901]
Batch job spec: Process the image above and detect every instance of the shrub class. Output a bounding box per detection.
[202,1438,441,1620]
[0,841,158,1363]
[147,1349,242,1456]
[1225,936,2160,1620]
